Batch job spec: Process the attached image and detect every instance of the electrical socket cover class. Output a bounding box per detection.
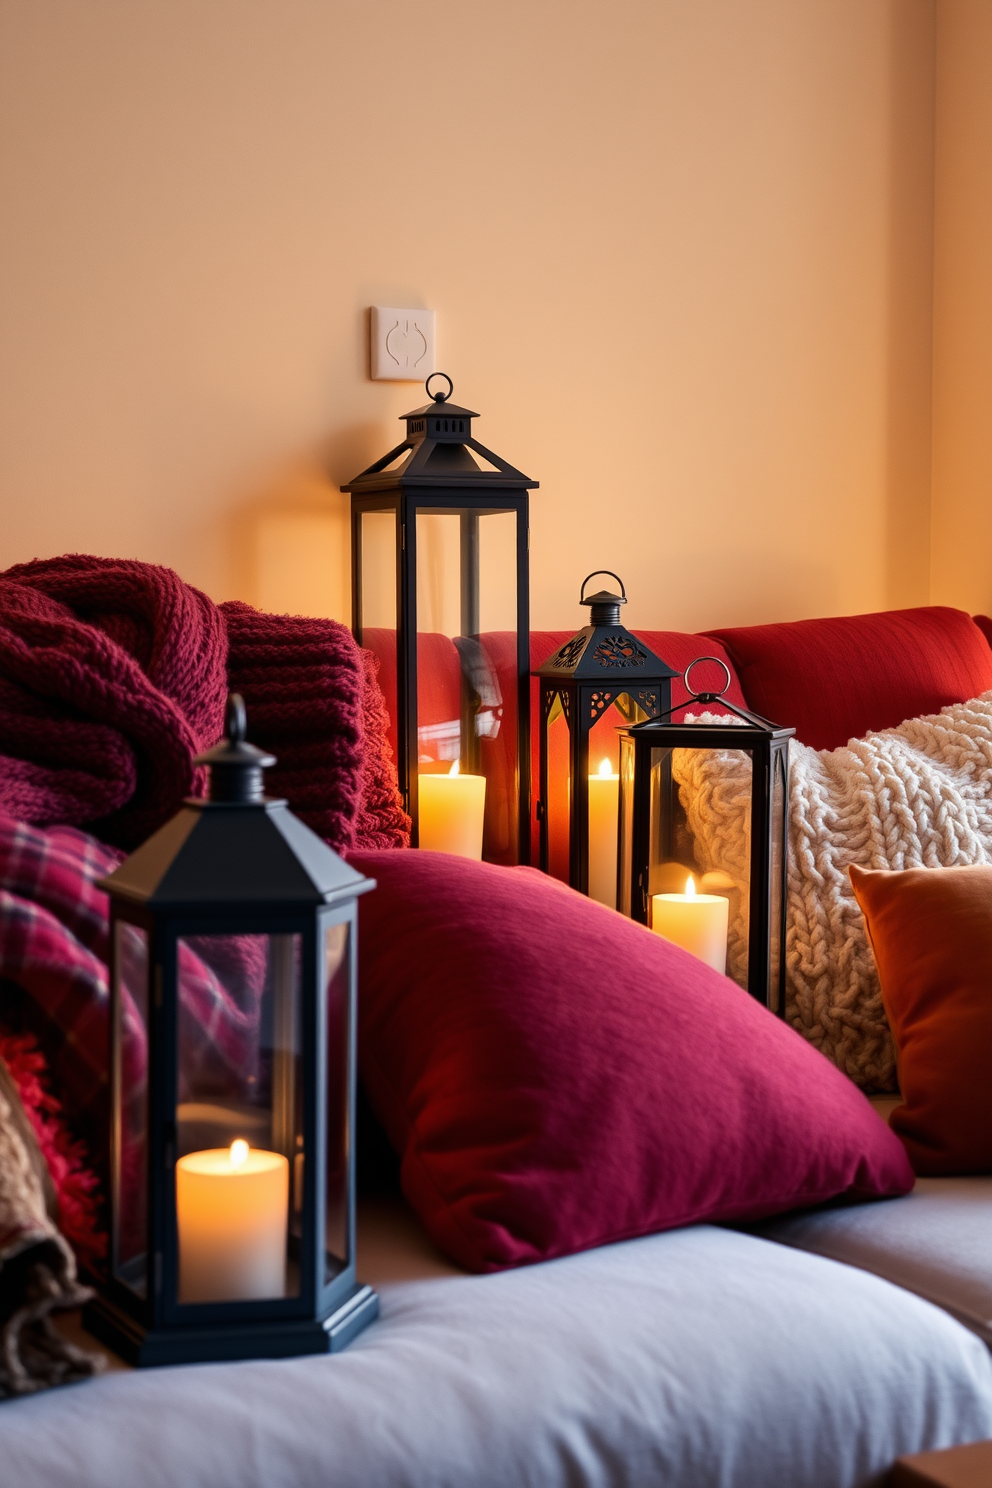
[370,307,436,381]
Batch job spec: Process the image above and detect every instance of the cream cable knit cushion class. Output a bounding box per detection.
[671,694,992,1092]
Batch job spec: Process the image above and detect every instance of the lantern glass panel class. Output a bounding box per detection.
[618,732,636,916]
[545,695,571,884]
[324,920,350,1284]
[358,508,399,737]
[175,932,303,1305]
[769,748,787,1012]
[415,506,519,863]
[112,920,149,1298]
[646,742,753,992]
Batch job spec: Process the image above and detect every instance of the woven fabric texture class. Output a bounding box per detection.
[0,1051,102,1396]
[0,555,408,854]
[672,693,992,1091]
[351,849,912,1274]
[0,812,266,1143]
[0,556,226,848]
[0,1030,104,1274]
[221,603,408,852]
[708,606,992,752]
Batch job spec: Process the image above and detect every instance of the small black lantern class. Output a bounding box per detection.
[533,574,678,906]
[85,696,378,1366]
[344,373,537,865]
[617,659,795,1013]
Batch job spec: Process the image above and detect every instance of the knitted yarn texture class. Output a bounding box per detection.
[0,556,409,854]
[221,603,409,852]
[672,694,992,1092]
[0,556,227,847]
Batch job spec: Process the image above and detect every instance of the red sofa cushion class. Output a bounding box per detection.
[363,627,746,869]
[351,848,913,1273]
[971,614,992,654]
[707,608,992,750]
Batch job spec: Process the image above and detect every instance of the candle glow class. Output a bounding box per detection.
[588,758,620,909]
[651,873,729,973]
[418,759,486,858]
[176,1142,289,1303]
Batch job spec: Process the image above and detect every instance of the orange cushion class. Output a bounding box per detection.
[850,863,992,1175]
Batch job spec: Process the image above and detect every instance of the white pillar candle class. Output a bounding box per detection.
[176,1140,289,1304]
[418,761,486,859]
[651,875,729,973]
[588,759,620,909]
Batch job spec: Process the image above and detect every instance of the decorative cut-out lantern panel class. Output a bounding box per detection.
[617,659,794,1012]
[344,374,536,865]
[85,696,378,1367]
[533,574,678,907]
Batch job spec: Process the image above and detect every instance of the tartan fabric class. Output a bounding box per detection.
[0,811,263,1141]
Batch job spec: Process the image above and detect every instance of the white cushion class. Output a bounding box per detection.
[760,1177,992,1346]
[5,1225,992,1488]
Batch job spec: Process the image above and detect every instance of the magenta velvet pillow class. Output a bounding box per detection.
[351,850,913,1272]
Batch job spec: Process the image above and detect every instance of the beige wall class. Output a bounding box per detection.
[0,1,941,633]
[930,0,992,615]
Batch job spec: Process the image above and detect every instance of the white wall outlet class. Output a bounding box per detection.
[370,306,436,381]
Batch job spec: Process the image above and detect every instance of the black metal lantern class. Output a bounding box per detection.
[533,574,678,906]
[617,658,795,1012]
[85,696,378,1367]
[344,373,537,865]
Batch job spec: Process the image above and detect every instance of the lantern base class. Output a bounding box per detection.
[83,1283,379,1368]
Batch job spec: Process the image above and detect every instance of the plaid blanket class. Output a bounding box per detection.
[0,811,265,1146]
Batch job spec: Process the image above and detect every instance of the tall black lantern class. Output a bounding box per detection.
[533,574,678,907]
[617,659,795,1012]
[85,696,378,1367]
[344,373,537,865]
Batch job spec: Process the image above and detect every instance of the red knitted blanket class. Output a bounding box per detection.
[0,555,409,853]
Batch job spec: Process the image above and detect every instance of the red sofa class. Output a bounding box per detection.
[365,605,992,868]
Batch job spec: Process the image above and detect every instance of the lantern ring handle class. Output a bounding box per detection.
[683,656,732,700]
[580,571,626,604]
[426,372,453,403]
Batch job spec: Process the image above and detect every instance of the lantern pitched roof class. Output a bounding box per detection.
[100,801,373,910]
[341,376,537,494]
[534,625,679,685]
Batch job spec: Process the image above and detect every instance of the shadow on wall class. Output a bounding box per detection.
[225,425,382,623]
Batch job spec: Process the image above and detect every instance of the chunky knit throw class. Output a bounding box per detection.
[0,557,226,848]
[222,603,409,852]
[0,556,408,854]
[672,694,992,1092]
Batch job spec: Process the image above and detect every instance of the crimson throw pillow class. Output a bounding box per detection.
[707,607,992,750]
[351,851,912,1272]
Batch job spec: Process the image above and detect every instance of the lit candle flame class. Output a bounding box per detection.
[685,875,696,898]
[598,758,613,778]
[449,760,460,777]
[229,1139,249,1169]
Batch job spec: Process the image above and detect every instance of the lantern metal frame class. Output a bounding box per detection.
[617,658,795,1013]
[533,573,679,898]
[84,700,378,1367]
[344,372,537,862]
